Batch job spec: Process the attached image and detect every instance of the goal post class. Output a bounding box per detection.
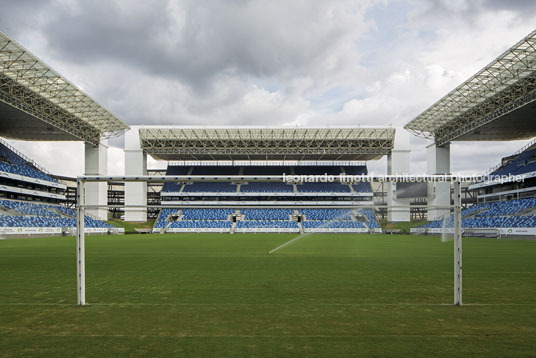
[75,174,463,306]
[453,179,462,306]
[76,179,86,305]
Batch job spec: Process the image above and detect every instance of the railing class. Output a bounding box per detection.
[0,137,53,176]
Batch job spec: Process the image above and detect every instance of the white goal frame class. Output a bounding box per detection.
[75,175,463,307]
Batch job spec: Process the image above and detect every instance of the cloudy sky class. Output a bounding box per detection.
[1,0,535,177]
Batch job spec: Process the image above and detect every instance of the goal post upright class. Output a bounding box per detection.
[453,179,462,306]
[76,179,86,306]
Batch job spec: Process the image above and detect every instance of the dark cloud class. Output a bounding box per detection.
[31,0,365,92]
[0,0,53,37]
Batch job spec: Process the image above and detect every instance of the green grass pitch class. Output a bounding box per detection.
[1,234,535,357]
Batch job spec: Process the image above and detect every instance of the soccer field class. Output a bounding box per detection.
[1,234,535,357]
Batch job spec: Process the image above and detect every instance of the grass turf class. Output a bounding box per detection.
[106,219,155,234]
[379,219,428,233]
[0,234,535,357]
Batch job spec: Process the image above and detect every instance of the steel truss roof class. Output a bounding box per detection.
[405,30,536,146]
[139,127,395,161]
[0,31,129,145]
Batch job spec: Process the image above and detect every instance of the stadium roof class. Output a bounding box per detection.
[0,31,129,146]
[405,30,536,146]
[139,127,396,161]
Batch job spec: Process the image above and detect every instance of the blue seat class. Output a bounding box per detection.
[298,182,351,193]
[301,209,353,220]
[236,220,298,228]
[182,209,234,220]
[0,199,113,228]
[183,182,237,193]
[240,182,294,192]
[352,182,372,193]
[419,198,536,229]
[0,143,56,183]
[241,208,293,220]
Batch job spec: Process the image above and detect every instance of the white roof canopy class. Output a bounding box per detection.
[405,30,536,146]
[139,127,396,161]
[0,31,129,145]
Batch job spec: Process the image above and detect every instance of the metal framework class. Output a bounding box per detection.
[76,175,463,306]
[405,30,536,146]
[139,127,396,161]
[0,31,129,145]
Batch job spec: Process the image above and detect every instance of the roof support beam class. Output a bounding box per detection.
[0,31,129,141]
[405,30,536,144]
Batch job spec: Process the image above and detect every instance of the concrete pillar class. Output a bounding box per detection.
[84,139,108,221]
[124,127,147,222]
[427,143,450,221]
[387,129,411,222]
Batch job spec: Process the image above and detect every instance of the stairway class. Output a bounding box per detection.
[230,221,237,234]
[230,209,241,234]
[297,221,304,234]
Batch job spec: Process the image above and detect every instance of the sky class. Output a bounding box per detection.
[1,0,535,177]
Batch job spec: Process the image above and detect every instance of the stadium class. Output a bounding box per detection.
[1,17,536,358]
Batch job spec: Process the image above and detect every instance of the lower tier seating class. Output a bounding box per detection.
[241,208,293,220]
[236,220,298,228]
[0,199,113,228]
[301,209,353,220]
[420,198,536,229]
[155,207,380,231]
[168,220,233,229]
[302,221,366,229]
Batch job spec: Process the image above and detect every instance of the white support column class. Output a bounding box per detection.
[427,143,451,221]
[387,129,411,222]
[124,127,147,222]
[84,139,108,221]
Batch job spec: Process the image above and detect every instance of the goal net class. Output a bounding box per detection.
[75,174,463,306]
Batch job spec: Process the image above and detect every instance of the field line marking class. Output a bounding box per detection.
[1,302,535,306]
[2,333,534,338]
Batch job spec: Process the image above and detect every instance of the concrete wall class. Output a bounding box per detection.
[84,139,108,220]
[427,143,451,221]
[387,129,411,222]
[124,127,147,222]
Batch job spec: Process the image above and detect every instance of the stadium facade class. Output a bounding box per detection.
[1,28,536,237]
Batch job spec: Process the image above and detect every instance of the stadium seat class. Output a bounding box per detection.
[240,182,294,192]
[156,164,378,232]
[352,182,372,193]
[0,199,113,228]
[183,182,237,193]
[241,208,293,220]
[419,198,536,229]
[0,143,56,182]
[236,220,298,228]
[297,182,351,193]
[490,147,536,177]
